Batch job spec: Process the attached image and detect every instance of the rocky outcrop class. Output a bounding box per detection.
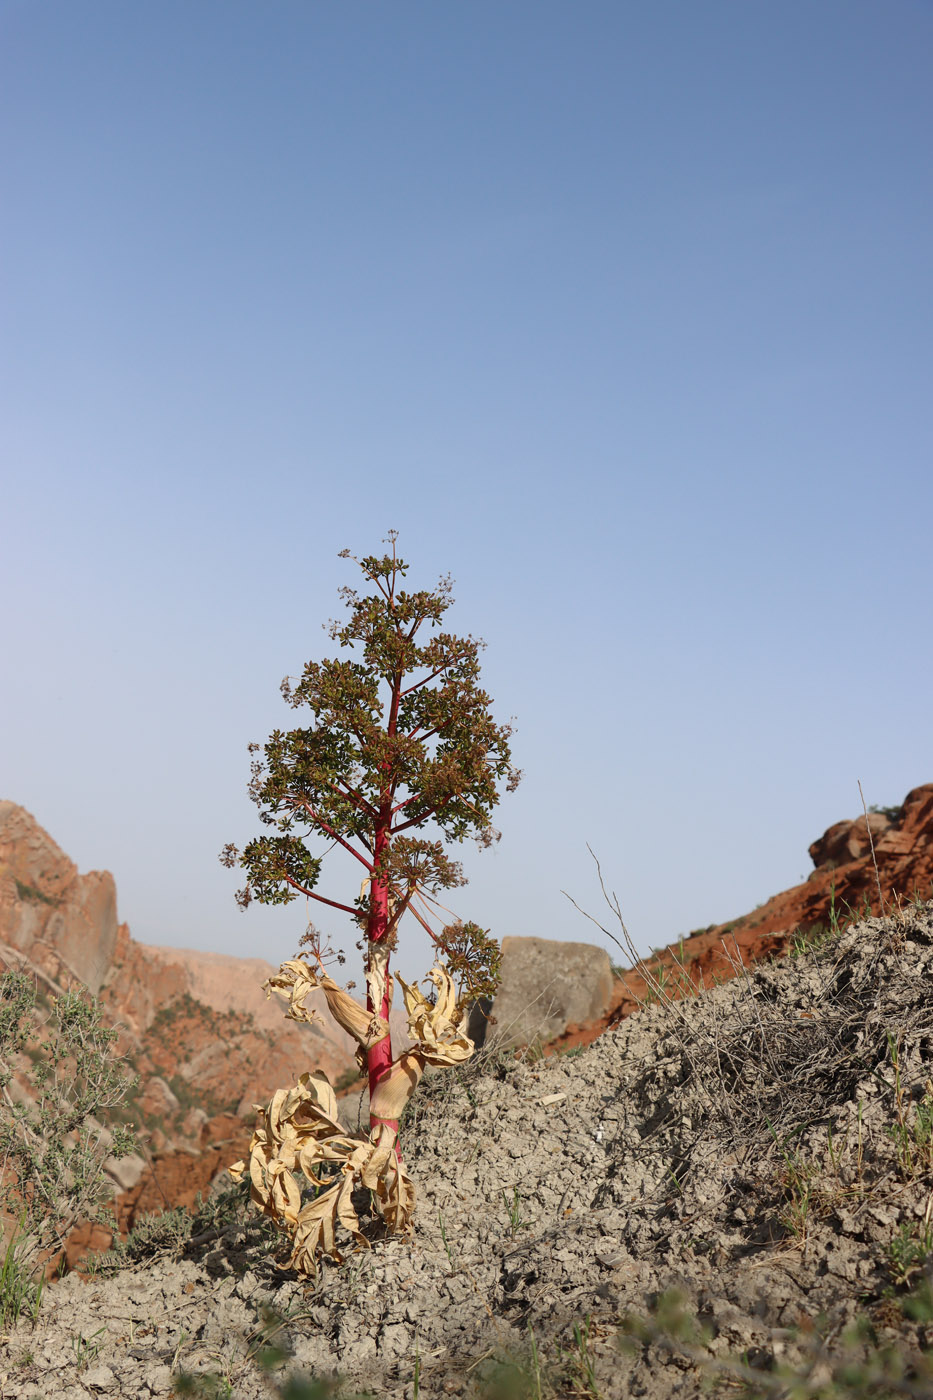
[99,936,360,1143]
[807,807,897,869]
[679,781,933,976]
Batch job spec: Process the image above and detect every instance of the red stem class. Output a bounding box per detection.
[325,775,377,820]
[297,801,374,871]
[405,899,440,943]
[389,791,422,817]
[392,804,439,834]
[283,876,359,917]
[399,662,454,698]
[365,677,398,1134]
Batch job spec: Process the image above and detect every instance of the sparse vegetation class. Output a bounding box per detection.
[883,1030,933,1179]
[0,969,137,1312]
[13,879,60,908]
[333,1065,366,1095]
[70,1325,105,1370]
[502,1185,530,1236]
[92,1179,257,1276]
[617,1286,933,1398]
[886,1207,933,1289]
[149,993,253,1039]
[868,803,905,822]
[0,1226,43,1329]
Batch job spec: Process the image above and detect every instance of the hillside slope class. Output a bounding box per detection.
[554,781,933,1047]
[4,901,933,1399]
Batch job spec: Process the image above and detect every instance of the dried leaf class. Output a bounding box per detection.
[263,959,322,1027]
[229,1070,416,1272]
[397,966,474,1065]
[379,1154,416,1235]
[318,973,389,1050]
[289,1182,342,1271]
[369,1049,426,1122]
[232,961,473,1272]
[264,955,389,1064]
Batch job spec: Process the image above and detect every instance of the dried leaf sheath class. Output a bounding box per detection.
[396,968,474,1065]
[264,958,390,1073]
[231,964,471,1272]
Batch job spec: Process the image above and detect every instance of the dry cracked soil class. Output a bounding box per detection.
[4,904,933,1400]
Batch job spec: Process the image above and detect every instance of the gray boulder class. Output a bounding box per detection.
[472,935,613,1048]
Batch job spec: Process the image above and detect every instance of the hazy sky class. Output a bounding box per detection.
[3,2,931,982]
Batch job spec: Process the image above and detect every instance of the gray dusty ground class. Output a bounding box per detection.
[3,904,933,1399]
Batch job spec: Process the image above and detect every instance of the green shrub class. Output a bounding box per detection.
[0,969,137,1299]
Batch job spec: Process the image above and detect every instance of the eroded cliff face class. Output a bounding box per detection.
[0,803,358,1157]
[0,801,121,996]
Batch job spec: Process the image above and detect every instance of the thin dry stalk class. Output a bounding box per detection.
[695,909,933,1151]
[718,935,785,1085]
[858,778,887,916]
[563,850,737,1129]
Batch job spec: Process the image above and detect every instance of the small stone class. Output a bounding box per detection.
[83,1365,117,1391]
[143,1363,172,1391]
[341,1336,377,1365]
[594,1245,625,1267]
[379,1323,411,1358]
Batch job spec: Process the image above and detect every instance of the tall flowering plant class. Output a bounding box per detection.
[223,534,518,1269]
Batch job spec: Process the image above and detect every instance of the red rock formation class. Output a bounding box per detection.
[115,1113,252,1231]
[0,801,121,995]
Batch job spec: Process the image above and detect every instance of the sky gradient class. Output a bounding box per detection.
[2,1,931,980]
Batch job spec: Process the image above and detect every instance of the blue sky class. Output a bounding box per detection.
[3,1,931,980]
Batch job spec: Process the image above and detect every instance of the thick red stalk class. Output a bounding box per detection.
[365,825,395,1138]
[365,655,404,1139]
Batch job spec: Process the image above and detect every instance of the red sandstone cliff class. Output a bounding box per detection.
[0,801,120,997]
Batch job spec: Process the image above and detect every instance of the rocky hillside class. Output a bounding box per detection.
[554,781,933,1048]
[3,785,931,1269]
[0,802,358,1168]
[4,901,933,1399]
